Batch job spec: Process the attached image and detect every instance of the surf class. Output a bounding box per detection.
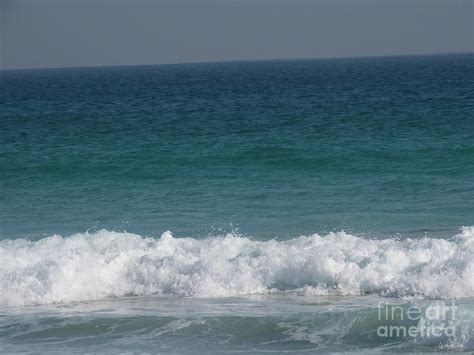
[0,227,473,306]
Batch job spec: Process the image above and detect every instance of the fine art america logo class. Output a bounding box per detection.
[377,301,457,339]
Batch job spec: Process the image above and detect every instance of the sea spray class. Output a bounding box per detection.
[1,227,473,306]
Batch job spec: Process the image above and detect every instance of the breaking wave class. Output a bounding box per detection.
[1,227,473,306]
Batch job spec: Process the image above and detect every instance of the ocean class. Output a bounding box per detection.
[0,53,473,352]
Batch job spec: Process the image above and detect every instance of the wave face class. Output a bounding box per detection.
[1,228,473,306]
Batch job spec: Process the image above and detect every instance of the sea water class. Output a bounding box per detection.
[0,54,473,352]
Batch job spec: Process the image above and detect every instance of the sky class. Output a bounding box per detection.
[0,0,472,70]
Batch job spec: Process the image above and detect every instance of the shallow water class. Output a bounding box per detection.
[1,295,473,352]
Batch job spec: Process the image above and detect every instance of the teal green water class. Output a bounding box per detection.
[1,54,473,239]
[0,54,473,352]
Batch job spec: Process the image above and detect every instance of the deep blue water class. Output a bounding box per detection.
[1,54,473,239]
[0,54,473,352]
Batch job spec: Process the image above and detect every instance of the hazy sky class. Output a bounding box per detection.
[1,0,472,70]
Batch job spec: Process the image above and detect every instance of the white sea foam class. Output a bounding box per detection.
[0,228,473,306]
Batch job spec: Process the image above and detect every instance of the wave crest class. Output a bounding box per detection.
[1,228,473,306]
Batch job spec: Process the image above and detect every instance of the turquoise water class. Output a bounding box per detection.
[0,54,473,352]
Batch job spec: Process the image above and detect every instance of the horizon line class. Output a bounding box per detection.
[1,50,473,72]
